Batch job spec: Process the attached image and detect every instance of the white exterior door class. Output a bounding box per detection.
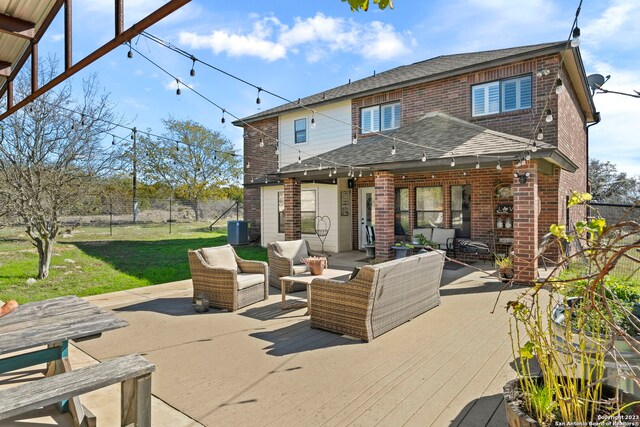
[359,187,375,249]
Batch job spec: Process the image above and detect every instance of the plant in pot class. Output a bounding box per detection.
[302,256,327,276]
[414,233,439,251]
[495,254,514,282]
[391,242,414,259]
[504,192,640,426]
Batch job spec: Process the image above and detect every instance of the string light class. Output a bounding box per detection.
[525,152,531,161]
[190,57,196,77]
[175,79,181,95]
[221,110,226,124]
[112,135,116,145]
[127,42,133,59]
[535,69,550,78]
[333,166,337,174]
[555,77,565,94]
[545,109,553,123]
[496,159,502,170]
[571,26,581,47]
[297,151,302,164]
[537,128,544,140]
[476,156,480,169]
[391,138,396,155]
[532,141,538,152]
[450,157,455,167]
[275,148,279,155]
[359,170,362,177]
[329,170,332,177]
[421,152,426,162]
[311,112,316,129]
[304,169,308,176]
[352,134,358,145]
[256,88,261,105]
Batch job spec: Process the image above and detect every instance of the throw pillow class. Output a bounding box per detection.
[200,245,238,271]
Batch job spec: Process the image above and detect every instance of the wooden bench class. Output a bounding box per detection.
[0,353,155,427]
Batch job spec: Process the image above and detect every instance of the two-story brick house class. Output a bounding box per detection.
[234,41,598,282]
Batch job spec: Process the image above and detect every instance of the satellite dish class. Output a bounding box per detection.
[587,74,605,91]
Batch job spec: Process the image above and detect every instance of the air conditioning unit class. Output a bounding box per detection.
[227,221,249,245]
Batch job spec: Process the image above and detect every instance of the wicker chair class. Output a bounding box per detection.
[267,240,322,291]
[188,245,268,311]
[309,251,444,342]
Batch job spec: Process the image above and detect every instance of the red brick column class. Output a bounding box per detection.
[284,178,301,241]
[374,171,395,260]
[513,163,539,284]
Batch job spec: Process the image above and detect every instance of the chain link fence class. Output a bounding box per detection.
[2,195,243,234]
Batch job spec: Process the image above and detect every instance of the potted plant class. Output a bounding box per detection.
[494,254,514,282]
[504,192,640,425]
[391,242,414,259]
[414,233,439,251]
[302,256,327,276]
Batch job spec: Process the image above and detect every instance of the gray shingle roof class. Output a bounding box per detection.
[236,41,566,125]
[277,112,558,174]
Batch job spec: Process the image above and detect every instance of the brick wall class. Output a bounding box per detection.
[374,171,395,260]
[513,163,539,283]
[283,178,301,240]
[352,55,561,146]
[242,117,279,240]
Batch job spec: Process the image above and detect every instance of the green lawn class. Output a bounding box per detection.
[0,223,266,303]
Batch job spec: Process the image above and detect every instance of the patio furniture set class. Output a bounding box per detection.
[188,239,446,342]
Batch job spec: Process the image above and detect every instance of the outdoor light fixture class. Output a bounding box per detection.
[190,57,196,77]
[221,111,226,124]
[450,157,455,167]
[359,170,363,177]
[297,151,302,164]
[127,42,133,58]
[537,128,544,140]
[545,109,553,122]
[311,113,316,129]
[555,78,565,94]
[352,134,358,144]
[536,69,550,78]
[422,152,427,162]
[175,79,181,95]
[514,171,531,184]
[496,159,502,170]
[531,141,538,152]
[476,156,480,169]
[391,144,396,155]
[256,88,261,105]
[259,137,264,148]
[246,162,250,169]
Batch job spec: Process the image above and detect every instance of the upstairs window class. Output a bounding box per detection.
[294,118,307,143]
[361,102,400,134]
[472,75,532,116]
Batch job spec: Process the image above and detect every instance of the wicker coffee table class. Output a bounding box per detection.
[280,268,351,311]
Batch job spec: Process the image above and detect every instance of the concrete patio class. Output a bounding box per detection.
[0,251,534,426]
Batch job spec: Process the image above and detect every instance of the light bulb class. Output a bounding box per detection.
[259,138,264,148]
[450,158,455,167]
[304,170,308,176]
[422,152,426,162]
[256,88,261,105]
[532,142,538,152]
[221,112,226,124]
[359,170,362,177]
[176,80,181,96]
[311,115,316,129]
[476,160,480,169]
[352,134,358,145]
[571,27,580,47]
[333,167,337,174]
[496,161,502,170]
[545,109,553,123]
[190,58,196,77]
[277,167,281,173]
[329,170,332,177]
[537,128,544,140]
[391,145,396,155]
[526,152,531,161]
[555,78,564,94]
[275,148,279,156]
[246,162,250,169]
[298,152,302,164]
[127,48,133,58]
[112,136,116,145]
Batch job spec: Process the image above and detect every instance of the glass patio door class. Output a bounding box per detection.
[359,187,375,248]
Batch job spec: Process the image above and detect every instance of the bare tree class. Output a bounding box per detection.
[0,59,122,279]
[137,118,241,221]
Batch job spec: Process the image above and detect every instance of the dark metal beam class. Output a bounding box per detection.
[0,61,10,77]
[31,43,38,93]
[0,13,35,40]
[0,0,191,121]
[7,79,13,109]
[65,0,72,70]
[115,0,124,36]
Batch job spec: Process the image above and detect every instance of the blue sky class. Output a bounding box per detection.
[33,0,640,175]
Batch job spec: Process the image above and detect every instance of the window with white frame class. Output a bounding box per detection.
[471,75,532,117]
[294,118,307,143]
[278,190,317,234]
[361,102,400,134]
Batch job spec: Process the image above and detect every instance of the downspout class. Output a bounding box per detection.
[585,111,601,219]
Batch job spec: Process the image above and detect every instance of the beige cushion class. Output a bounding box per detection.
[292,264,309,274]
[237,273,265,290]
[274,240,308,264]
[413,228,433,241]
[432,228,455,249]
[200,245,238,271]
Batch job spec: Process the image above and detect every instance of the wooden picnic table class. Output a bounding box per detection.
[0,295,129,425]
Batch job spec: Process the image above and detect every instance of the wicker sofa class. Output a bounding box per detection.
[309,251,444,342]
[188,245,268,311]
[267,240,321,291]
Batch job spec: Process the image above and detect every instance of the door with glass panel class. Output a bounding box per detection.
[359,187,375,248]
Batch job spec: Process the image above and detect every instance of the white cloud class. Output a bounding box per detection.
[581,0,640,50]
[178,13,413,63]
[50,33,64,42]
